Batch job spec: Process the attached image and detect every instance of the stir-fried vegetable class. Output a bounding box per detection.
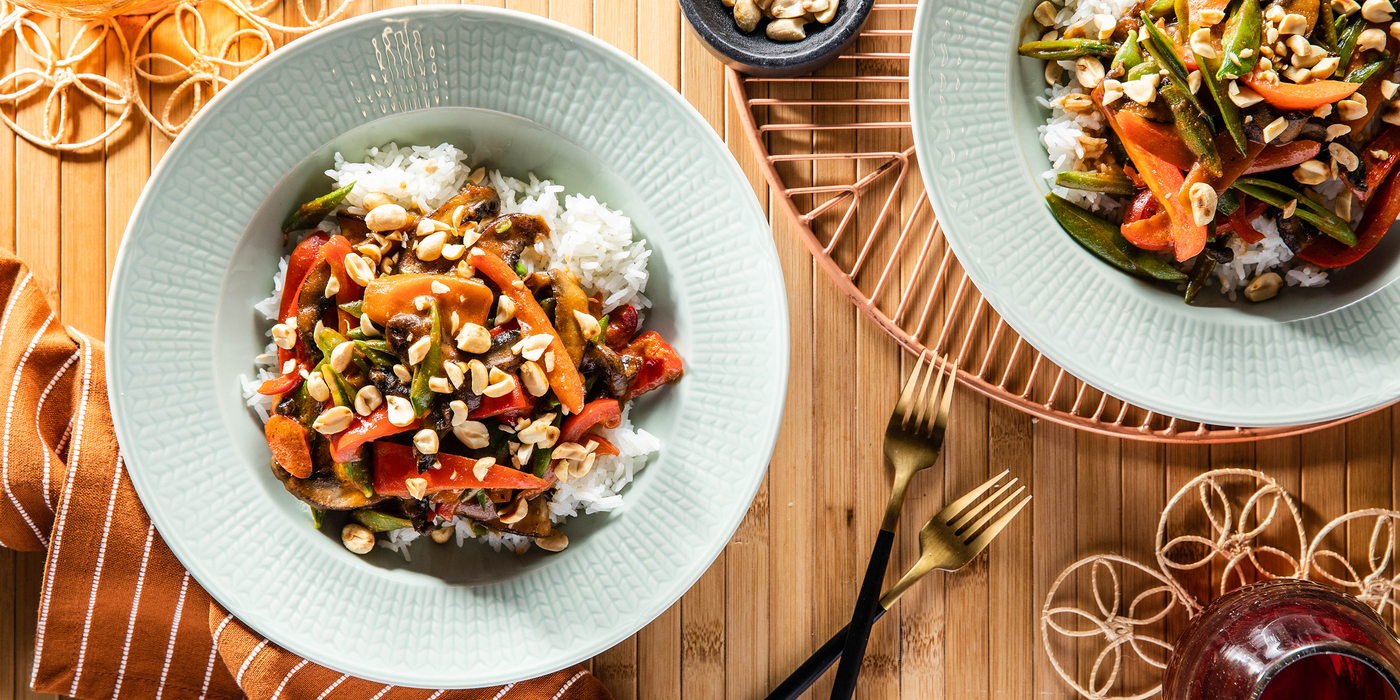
[1054,171,1137,194]
[1017,39,1117,60]
[1216,0,1261,79]
[282,182,355,234]
[1233,177,1357,245]
[1047,194,1188,280]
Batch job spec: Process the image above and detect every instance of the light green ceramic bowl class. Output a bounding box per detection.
[106,7,787,688]
[910,0,1400,427]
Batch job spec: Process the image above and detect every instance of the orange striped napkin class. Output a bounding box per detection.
[0,248,613,699]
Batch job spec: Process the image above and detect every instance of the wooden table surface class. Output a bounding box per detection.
[0,1,1395,698]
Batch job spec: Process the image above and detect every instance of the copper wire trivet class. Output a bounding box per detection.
[727,1,1390,443]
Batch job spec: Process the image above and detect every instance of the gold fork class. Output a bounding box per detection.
[767,470,1031,700]
[829,351,963,699]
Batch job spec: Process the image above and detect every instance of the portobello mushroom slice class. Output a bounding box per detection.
[295,259,334,365]
[549,267,590,366]
[474,214,550,268]
[270,440,385,511]
[483,496,553,538]
[1278,214,1321,253]
[427,184,500,227]
[1330,135,1367,192]
[1243,104,1310,145]
[580,343,638,399]
[336,212,370,245]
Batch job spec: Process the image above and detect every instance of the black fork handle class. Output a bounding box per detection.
[829,527,896,699]
[763,605,890,700]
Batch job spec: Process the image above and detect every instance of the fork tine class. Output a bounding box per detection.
[949,478,1019,532]
[957,484,1026,538]
[897,351,928,426]
[963,495,1032,555]
[933,469,1010,523]
[916,355,945,434]
[910,353,939,430]
[933,356,958,433]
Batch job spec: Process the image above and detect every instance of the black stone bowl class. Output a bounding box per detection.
[680,0,877,78]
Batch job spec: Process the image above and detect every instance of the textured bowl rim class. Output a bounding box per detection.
[106,5,788,688]
[909,0,1400,428]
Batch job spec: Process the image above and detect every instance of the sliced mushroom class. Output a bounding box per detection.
[579,343,639,399]
[336,212,371,244]
[1277,214,1321,253]
[427,184,500,228]
[477,328,525,374]
[270,444,384,511]
[295,260,334,365]
[549,267,590,366]
[1242,104,1311,144]
[473,214,550,269]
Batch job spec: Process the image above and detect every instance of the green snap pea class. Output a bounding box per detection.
[353,341,398,367]
[1338,17,1365,72]
[311,507,325,529]
[282,181,354,234]
[1216,0,1262,80]
[408,299,443,417]
[1198,51,1248,155]
[1161,78,1223,176]
[1054,171,1138,194]
[1233,178,1357,246]
[338,300,364,317]
[1146,0,1176,16]
[1046,194,1188,281]
[1126,57,1162,81]
[1110,29,1144,75]
[340,458,373,498]
[1139,14,1208,116]
[1184,257,1217,304]
[353,509,412,533]
[1217,188,1241,216]
[1316,0,1337,52]
[1347,54,1391,83]
[1017,38,1118,60]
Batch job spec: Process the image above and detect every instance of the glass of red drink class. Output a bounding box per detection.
[1164,579,1400,700]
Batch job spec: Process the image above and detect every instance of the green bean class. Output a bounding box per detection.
[341,458,373,498]
[1054,171,1138,194]
[408,300,443,417]
[1126,57,1162,81]
[353,509,412,533]
[1316,0,1337,52]
[1216,0,1262,80]
[311,507,324,529]
[320,365,352,407]
[594,313,610,344]
[1217,188,1241,216]
[1017,38,1118,60]
[1338,17,1365,72]
[1139,14,1208,115]
[1046,194,1187,280]
[353,341,398,367]
[1347,54,1391,84]
[532,442,555,477]
[1161,79,1223,176]
[1110,30,1144,75]
[1192,34,1248,157]
[1174,0,1189,23]
[282,181,355,234]
[1147,0,1176,16]
[1184,257,1217,304]
[1233,178,1357,246]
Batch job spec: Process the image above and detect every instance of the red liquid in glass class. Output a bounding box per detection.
[1258,654,1399,700]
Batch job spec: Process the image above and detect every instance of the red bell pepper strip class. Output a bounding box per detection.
[317,235,364,334]
[265,415,313,478]
[620,331,685,401]
[1245,140,1322,174]
[372,442,548,498]
[1115,111,1196,172]
[258,233,332,396]
[328,404,420,462]
[471,248,586,414]
[470,375,536,420]
[1095,90,1207,260]
[1216,199,1268,244]
[1239,73,1360,111]
[1299,165,1400,267]
[1122,212,1175,251]
[1125,190,1160,225]
[560,398,622,444]
[1352,126,1400,202]
[605,303,638,350]
[490,320,520,337]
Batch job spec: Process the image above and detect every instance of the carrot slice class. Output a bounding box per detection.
[265,415,313,478]
[471,248,586,414]
[1239,73,1360,111]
